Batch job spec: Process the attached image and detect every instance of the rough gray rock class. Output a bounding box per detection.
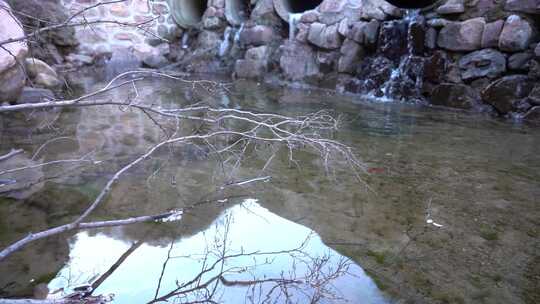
[536,43,540,58]
[499,15,533,52]
[239,25,276,46]
[505,0,540,14]
[481,20,504,49]
[338,39,364,74]
[431,83,478,109]
[481,75,535,114]
[142,54,169,68]
[25,58,57,79]
[523,106,540,122]
[34,73,61,89]
[437,18,485,51]
[458,49,506,81]
[307,23,342,50]
[508,52,533,71]
[436,0,465,15]
[235,59,266,79]
[279,42,319,81]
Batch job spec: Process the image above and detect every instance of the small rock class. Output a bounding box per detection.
[535,43,540,58]
[142,54,169,68]
[481,75,534,114]
[508,52,533,71]
[458,49,506,81]
[0,65,26,103]
[66,54,94,65]
[245,46,270,61]
[481,20,504,49]
[17,87,54,104]
[425,27,437,49]
[437,18,485,51]
[499,15,533,52]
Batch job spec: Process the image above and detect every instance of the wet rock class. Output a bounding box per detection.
[245,46,270,62]
[481,20,504,48]
[408,16,426,55]
[528,59,540,79]
[239,25,276,46]
[523,106,540,122]
[431,83,478,109]
[338,18,351,37]
[338,39,364,74]
[17,87,54,104]
[535,44,540,58]
[425,27,437,49]
[296,23,310,43]
[251,0,280,25]
[436,0,465,15]
[301,11,320,23]
[378,20,408,60]
[427,18,452,28]
[508,52,533,71]
[481,75,535,114]
[308,23,342,50]
[317,51,339,74]
[348,21,380,46]
[505,0,540,14]
[279,42,319,81]
[437,18,485,51]
[318,0,362,25]
[526,85,540,106]
[423,51,448,83]
[458,49,506,81]
[354,56,394,94]
[499,15,533,52]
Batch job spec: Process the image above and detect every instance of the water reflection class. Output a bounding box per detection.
[49,200,389,304]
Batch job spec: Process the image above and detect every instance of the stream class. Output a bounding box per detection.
[0,75,539,303]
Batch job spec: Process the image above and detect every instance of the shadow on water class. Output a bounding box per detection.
[0,76,539,303]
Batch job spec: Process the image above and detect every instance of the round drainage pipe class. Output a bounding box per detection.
[273,0,323,21]
[168,0,208,29]
[225,0,251,26]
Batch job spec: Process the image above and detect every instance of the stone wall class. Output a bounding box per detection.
[60,0,179,54]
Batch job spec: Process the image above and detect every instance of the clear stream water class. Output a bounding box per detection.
[0,76,539,304]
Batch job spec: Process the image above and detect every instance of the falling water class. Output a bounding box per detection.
[234,23,245,44]
[181,32,190,49]
[219,27,234,57]
[378,9,425,102]
[288,13,303,41]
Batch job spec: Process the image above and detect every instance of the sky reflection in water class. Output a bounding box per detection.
[49,200,390,304]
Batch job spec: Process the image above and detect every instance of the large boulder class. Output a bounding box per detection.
[307,23,342,49]
[279,42,319,81]
[430,83,478,109]
[458,49,506,81]
[499,15,533,52]
[437,18,485,51]
[481,75,535,114]
[338,39,364,74]
[0,0,28,102]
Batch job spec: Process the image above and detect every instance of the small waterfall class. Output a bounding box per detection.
[234,23,245,44]
[181,33,190,49]
[219,27,234,57]
[378,9,426,102]
[288,13,303,41]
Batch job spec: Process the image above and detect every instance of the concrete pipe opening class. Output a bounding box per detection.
[225,0,251,26]
[273,0,323,21]
[168,0,208,28]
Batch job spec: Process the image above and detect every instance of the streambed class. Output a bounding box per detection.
[0,76,539,303]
